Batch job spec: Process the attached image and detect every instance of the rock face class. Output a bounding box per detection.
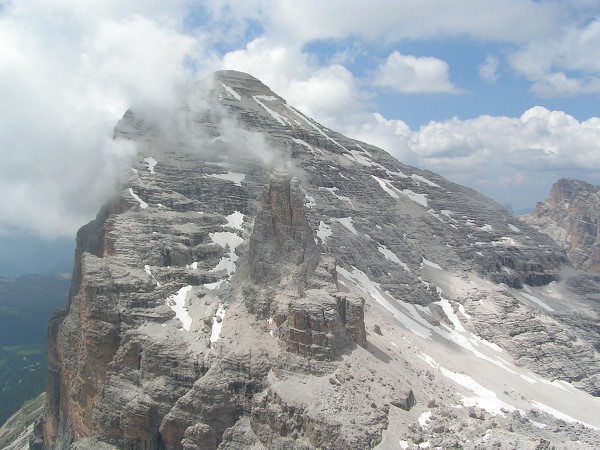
[524,178,600,273]
[42,71,600,449]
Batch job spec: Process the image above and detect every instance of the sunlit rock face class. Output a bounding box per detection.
[43,71,600,449]
[525,178,600,273]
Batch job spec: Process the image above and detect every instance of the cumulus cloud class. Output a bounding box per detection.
[340,106,600,209]
[0,0,217,238]
[221,38,368,128]
[373,51,460,94]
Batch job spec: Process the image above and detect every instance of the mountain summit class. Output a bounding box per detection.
[41,71,600,449]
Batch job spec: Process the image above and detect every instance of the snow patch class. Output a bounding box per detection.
[292,137,322,158]
[401,189,428,207]
[492,236,519,247]
[371,175,399,199]
[416,352,516,416]
[333,217,358,235]
[355,143,371,155]
[284,104,348,150]
[344,150,373,166]
[166,285,193,331]
[377,244,410,272]
[210,303,226,344]
[520,374,537,384]
[508,224,521,233]
[337,266,432,339]
[253,95,291,126]
[458,304,471,319]
[418,411,432,429]
[129,188,148,209]
[421,257,443,270]
[223,211,244,230]
[300,186,316,208]
[320,187,355,208]
[532,400,599,430]
[411,174,440,187]
[209,232,244,277]
[144,265,160,286]
[436,293,466,333]
[144,156,157,174]
[208,171,245,186]
[221,83,241,100]
[316,221,332,243]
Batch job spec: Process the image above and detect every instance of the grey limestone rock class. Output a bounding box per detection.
[525,178,600,273]
[41,70,600,449]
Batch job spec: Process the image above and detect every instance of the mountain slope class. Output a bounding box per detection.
[43,71,600,449]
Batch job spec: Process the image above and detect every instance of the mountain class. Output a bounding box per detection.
[0,393,44,449]
[0,272,70,426]
[40,71,600,449]
[524,178,600,273]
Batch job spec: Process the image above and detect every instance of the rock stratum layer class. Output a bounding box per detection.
[42,71,600,449]
[525,178,600,273]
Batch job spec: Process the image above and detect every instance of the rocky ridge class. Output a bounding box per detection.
[524,178,600,273]
[40,71,600,449]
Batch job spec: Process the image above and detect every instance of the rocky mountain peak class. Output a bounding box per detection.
[525,178,600,273]
[213,70,282,99]
[40,72,600,449]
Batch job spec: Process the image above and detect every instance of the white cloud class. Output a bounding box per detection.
[221,38,314,93]
[222,38,367,129]
[373,51,460,94]
[339,106,600,209]
[509,17,600,95]
[479,55,499,83]
[220,0,561,44]
[3,0,600,240]
[0,0,215,237]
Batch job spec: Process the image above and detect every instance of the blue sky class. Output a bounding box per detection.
[1,0,600,273]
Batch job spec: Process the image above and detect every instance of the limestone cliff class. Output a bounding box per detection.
[42,72,600,449]
[525,178,600,273]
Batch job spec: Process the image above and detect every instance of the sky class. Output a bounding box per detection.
[2,0,600,273]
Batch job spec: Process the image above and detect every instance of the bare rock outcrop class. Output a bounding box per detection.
[525,178,600,272]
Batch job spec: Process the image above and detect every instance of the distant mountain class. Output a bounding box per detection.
[42,71,600,449]
[524,178,600,273]
[0,272,71,346]
[0,272,70,426]
[0,234,74,278]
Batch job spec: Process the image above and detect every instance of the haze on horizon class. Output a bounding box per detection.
[1,0,600,263]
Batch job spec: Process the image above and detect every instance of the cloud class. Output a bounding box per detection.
[221,38,314,92]
[0,0,216,238]
[222,38,368,129]
[509,17,600,95]
[478,55,499,83]
[2,0,600,241]
[218,0,561,44]
[338,106,600,209]
[373,51,460,94]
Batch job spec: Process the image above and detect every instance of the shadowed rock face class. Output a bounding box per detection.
[525,178,600,273]
[42,71,600,449]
